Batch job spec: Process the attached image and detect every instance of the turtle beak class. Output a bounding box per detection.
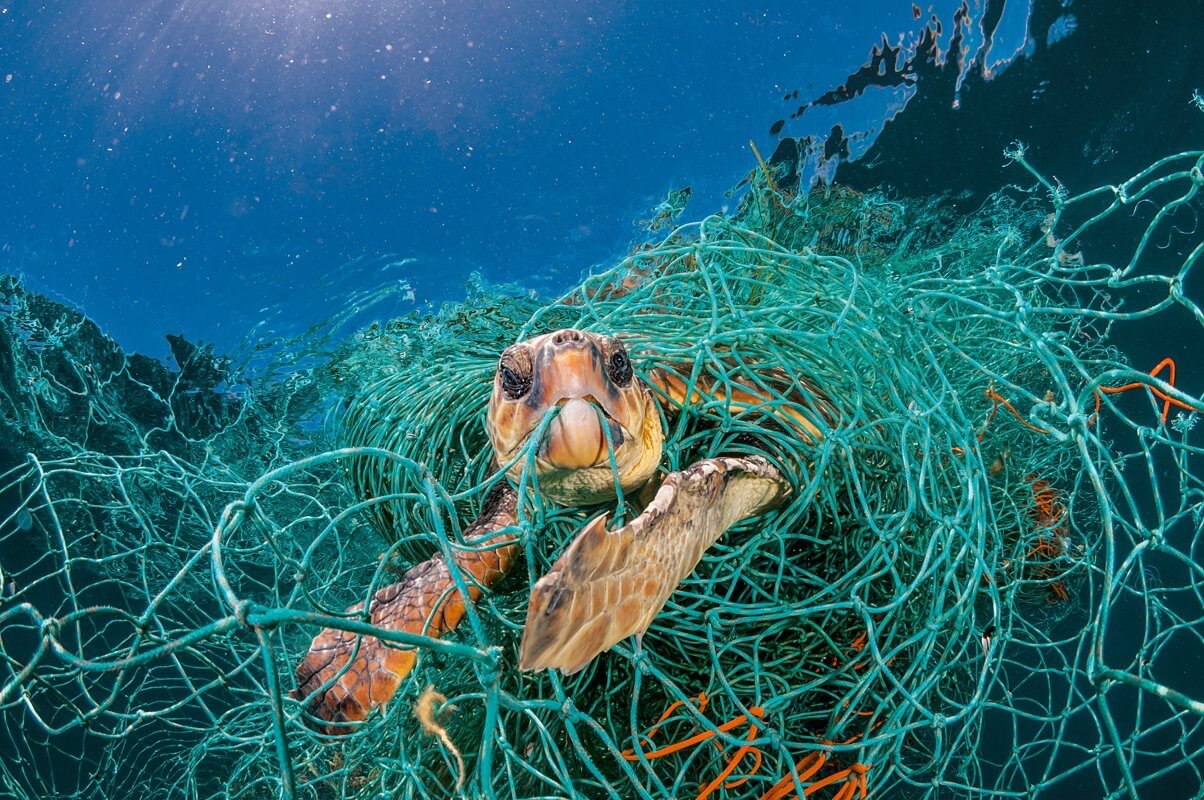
[539,398,624,469]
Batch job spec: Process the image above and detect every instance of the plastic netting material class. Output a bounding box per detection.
[1,139,1203,799]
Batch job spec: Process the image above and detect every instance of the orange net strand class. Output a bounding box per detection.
[856,763,869,798]
[803,762,871,799]
[801,765,854,796]
[984,387,1050,434]
[620,692,708,761]
[623,705,765,761]
[759,751,827,800]
[1098,357,1194,423]
[695,722,763,800]
[831,782,857,800]
[722,745,764,790]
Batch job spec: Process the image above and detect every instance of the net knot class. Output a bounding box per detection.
[40,616,60,642]
[232,599,256,631]
[473,646,503,684]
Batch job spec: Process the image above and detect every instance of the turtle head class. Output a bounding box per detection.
[485,329,664,505]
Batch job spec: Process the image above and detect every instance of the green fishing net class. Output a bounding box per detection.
[1,133,1202,800]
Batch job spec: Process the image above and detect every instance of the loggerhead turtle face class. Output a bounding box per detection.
[485,329,664,506]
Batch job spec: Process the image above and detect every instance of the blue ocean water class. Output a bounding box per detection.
[2,0,991,358]
[1,1,1203,798]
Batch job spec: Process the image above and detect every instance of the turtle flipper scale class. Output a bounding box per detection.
[292,483,517,733]
[518,456,790,675]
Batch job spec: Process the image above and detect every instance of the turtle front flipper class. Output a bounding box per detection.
[292,483,518,733]
[518,456,790,674]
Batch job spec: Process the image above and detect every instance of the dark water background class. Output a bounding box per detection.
[1,0,1203,797]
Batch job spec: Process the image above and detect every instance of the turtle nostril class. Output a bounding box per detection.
[552,329,582,345]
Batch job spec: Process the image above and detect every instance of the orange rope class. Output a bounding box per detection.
[651,693,707,740]
[1027,476,1065,528]
[1098,357,1194,423]
[986,357,1192,437]
[804,762,871,799]
[623,705,764,761]
[723,746,764,790]
[628,696,873,800]
[831,782,857,800]
[696,723,762,800]
[802,765,855,796]
[757,750,871,800]
[624,699,769,799]
[759,752,827,800]
[620,693,707,760]
[984,387,1049,434]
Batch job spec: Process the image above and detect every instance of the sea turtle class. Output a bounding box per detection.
[293,327,832,730]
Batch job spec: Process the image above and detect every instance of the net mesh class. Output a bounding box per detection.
[1,131,1202,799]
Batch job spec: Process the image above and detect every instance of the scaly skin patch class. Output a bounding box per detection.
[291,484,518,733]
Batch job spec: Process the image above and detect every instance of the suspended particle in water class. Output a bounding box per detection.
[15,508,32,532]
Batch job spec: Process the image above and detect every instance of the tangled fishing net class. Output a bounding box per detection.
[1,128,1203,800]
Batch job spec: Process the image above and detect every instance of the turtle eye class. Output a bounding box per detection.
[607,348,632,387]
[497,345,534,400]
[499,364,531,400]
